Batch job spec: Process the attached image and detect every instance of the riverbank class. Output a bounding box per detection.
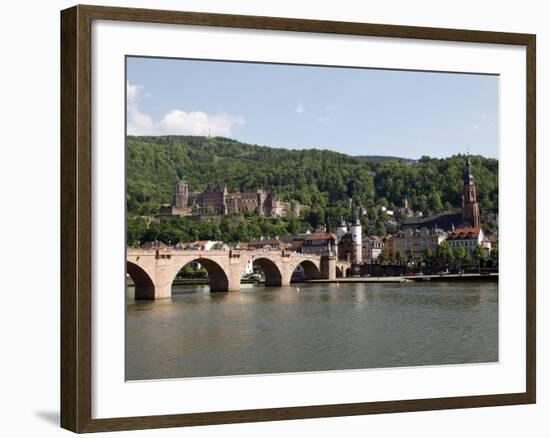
[134,274,498,287]
[171,278,259,286]
[305,273,498,284]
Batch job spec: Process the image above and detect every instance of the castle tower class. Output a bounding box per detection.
[350,216,362,264]
[336,217,348,242]
[174,180,189,209]
[461,155,480,228]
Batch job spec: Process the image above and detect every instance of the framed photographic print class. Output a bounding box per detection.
[60,4,536,433]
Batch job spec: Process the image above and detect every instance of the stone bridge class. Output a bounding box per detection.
[127,247,349,299]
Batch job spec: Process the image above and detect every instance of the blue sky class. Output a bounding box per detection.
[127,57,498,159]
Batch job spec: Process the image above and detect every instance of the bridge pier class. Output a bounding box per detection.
[321,255,337,280]
[279,272,292,288]
[153,283,172,299]
[225,268,242,292]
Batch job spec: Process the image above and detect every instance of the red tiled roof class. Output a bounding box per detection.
[288,240,304,249]
[303,232,336,241]
[248,239,282,246]
[448,227,481,239]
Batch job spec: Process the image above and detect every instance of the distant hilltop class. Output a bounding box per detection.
[356,155,417,163]
[127,135,416,162]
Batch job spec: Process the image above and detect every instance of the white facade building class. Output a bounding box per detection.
[446,227,486,254]
[362,236,384,262]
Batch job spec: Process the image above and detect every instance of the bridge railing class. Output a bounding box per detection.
[127,247,316,257]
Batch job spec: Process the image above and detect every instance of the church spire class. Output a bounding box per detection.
[461,153,480,228]
[463,153,475,186]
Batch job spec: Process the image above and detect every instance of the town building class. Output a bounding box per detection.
[389,227,447,261]
[362,236,384,262]
[160,180,300,218]
[246,238,285,251]
[382,235,395,260]
[446,227,489,254]
[484,233,498,253]
[299,232,337,257]
[140,240,169,250]
[173,240,228,251]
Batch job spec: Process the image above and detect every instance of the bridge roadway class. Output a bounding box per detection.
[127,247,350,299]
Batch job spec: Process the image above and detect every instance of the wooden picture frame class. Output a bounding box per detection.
[60,4,536,433]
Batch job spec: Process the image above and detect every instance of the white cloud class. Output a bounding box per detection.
[158,110,244,136]
[126,81,245,136]
[126,82,141,102]
[317,116,329,123]
[127,82,155,135]
[295,102,305,114]
[472,124,480,130]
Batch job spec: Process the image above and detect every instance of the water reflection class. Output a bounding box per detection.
[126,281,498,380]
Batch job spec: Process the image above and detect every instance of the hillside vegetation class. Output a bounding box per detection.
[126,136,498,245]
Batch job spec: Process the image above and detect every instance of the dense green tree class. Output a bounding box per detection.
[126,136,498,245]
[375,220,387,237]
[179,265,207,278]
[422,247,433,262]
[453,246,468,265]
[428,192,444,212]
[437,241,454,265]
[127,136,498,217]
[472,245,486,263]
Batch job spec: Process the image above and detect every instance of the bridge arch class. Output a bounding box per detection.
[127,261,155,300]
[127,248,335,299]
[291,259,322,281]
[336,266,344,278]
[253,257,283,287]
[174,258,230,293]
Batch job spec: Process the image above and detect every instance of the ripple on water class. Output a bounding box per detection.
[125,281,498,380]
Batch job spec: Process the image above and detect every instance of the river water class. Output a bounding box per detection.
[126,281,498,381]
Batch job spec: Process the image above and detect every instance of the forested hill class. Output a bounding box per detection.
[127,135,498,217]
